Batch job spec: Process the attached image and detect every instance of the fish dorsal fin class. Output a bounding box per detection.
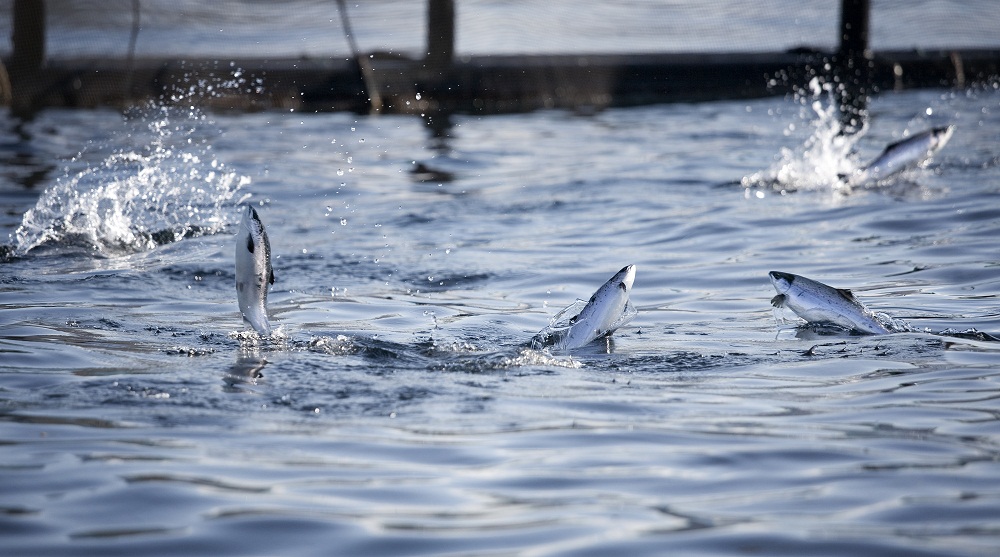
[881,137,908,153]
[836,288,859,303]
[770,294,786,308]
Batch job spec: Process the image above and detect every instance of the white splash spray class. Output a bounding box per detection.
[14,88,251,256]
[741,77,864,196]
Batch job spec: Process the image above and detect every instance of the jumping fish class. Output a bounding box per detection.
[532,265,637,350]
[235,205,274,335]
[769,271,903,334]
[849,125,954,185]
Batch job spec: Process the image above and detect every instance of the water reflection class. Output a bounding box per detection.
[422,110,454,153]
[224,349,267,392]
[0,114,56,190]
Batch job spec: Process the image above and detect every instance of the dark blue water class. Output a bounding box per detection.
[2,80,999,555]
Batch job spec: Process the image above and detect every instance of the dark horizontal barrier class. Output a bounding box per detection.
[3,48,998,115]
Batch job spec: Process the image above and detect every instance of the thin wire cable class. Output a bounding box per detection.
[335,0,382,113]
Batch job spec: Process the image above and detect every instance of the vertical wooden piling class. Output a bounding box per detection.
[11,0,45,71]
[836,0,871,132]
[426,0,454,77]
[8,0,46,114]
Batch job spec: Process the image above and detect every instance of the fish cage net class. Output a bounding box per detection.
[1,0,998,60]
[0,1,998,115]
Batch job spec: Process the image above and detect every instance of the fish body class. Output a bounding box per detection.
[235,205,274,335]
[852,125,954,184]
[536,265,637,350]
[769,271,899,334]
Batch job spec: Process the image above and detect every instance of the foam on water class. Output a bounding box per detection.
[13,99,250,257]
[741,77,864,195]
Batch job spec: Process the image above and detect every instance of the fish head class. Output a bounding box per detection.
[769,271,796,294]
[613,264,636,293]
[241,205,266,241]
[931,125,955,150]
[239,205,272,272]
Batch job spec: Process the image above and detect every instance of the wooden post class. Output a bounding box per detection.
[426,0,454,76]
[11,0,45,71]
[8,0,46,115]
[836,0,871,133]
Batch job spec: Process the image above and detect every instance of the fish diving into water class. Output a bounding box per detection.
[235,205,274,335]
[532,265,638,350]
[769,271,904,334]
[847,125,954,185]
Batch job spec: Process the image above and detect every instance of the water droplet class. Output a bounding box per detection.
[337,169,344,176]
[340,218,347,226]
[415,92,422,100]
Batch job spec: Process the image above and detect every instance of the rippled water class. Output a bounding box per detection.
[2,82,1000,555]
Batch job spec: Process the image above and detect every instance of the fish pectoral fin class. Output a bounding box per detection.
[770,294,786,308]
[269,269,275,285]
[246,236,255,254]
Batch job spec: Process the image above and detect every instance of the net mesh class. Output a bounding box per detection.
[0,0,997,61]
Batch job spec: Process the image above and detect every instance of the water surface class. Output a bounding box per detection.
[1,83,999,555]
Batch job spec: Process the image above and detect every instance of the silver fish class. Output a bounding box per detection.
[851,125,954,184]
[235,205,274,335]
[534,265,637,350]
[769,271,902,335]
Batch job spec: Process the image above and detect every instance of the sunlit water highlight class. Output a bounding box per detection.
[1,81,1000,555]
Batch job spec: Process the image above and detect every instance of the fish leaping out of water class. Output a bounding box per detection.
[769,271,905,334]
[235,205,274,335]
[532,265,637,350]
[846,125,954,186]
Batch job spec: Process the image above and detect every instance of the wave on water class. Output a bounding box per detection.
[13,99,251,257]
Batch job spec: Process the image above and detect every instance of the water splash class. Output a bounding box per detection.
[742,77,864,196]
[530,298,638,351]
[14,99,250,256]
